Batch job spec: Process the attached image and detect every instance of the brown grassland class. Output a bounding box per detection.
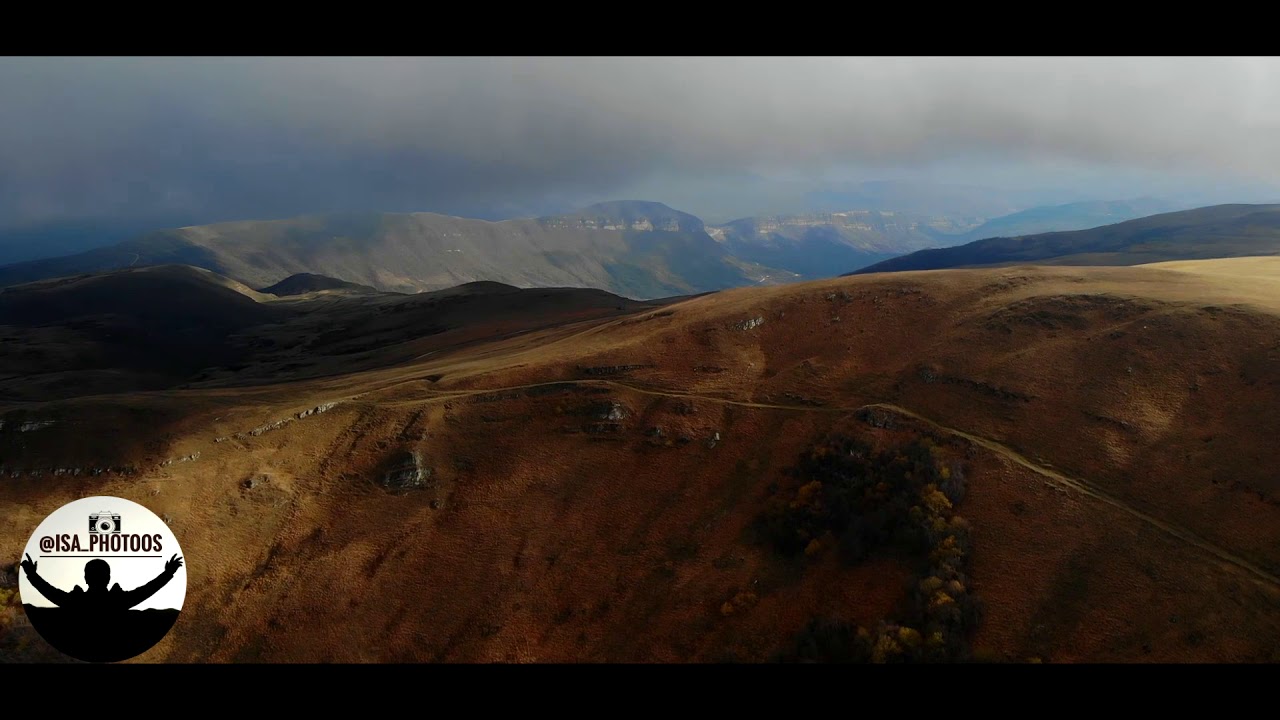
[4,258,1280,662]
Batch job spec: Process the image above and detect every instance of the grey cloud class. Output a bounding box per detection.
[1,56,1279,227]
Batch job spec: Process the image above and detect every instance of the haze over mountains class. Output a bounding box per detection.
[0,196,1208,300]
[0,202,767,300]
[856,203,1280,275]
[943,197,1181,243]
[0,201,952,299]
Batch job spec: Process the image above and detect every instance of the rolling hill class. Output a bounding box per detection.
[0,266,658,402]
[0,265,289,399]
[851,203,1280,275]
[261,273,382,297]
[946,198,1181,242]
[5,258,1280,662]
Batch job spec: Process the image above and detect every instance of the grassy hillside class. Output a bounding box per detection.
[261,273,382,297]
[4,259,1280,662]
[0,266,656,402]
[0,266,288,398]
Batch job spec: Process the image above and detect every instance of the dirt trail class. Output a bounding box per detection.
[858,402,1280,590]
[354,376,1280,590]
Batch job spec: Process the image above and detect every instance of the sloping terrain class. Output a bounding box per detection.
[4,259,1280,662]
[0,266,656,402]
[0,266,288,400]
[853,203,1280,275]
[947,198,1181,243]
[707,200,1185,282]
[261,273,382,297]
[0,203,776,300]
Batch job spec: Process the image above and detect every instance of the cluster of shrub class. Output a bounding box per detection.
[759,435,982,663]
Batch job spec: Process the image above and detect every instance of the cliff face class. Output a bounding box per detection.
[715,210,971,242]
[545,201,707,233]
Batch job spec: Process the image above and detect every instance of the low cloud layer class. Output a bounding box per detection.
[2,57,1278,228]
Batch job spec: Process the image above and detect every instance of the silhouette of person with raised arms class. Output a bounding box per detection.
[20,553,183,611]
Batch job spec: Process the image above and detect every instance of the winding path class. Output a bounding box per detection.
[359,376,1280,590]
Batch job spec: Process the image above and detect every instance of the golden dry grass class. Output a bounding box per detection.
[5,258,1280,662]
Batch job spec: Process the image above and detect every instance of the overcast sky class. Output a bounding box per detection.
[3,56,1279,230]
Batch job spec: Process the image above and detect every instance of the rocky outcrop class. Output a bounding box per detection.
[2,464,138,478]
[248,419,291,437]
[598,402,628,421]
[543,202,705,234]
[379,451,432,491]
[297,402,339,420]
[576,364,653,377]
[160,452,200,467]
[223,400,342,441]
[577,400,631,436]
[734,317,765,331]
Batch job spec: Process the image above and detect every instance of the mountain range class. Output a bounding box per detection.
[943,198,1181,243]
[0,197,1195,300]
[855,203,1280,275]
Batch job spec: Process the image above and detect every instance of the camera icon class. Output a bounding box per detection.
[88,512,121,534]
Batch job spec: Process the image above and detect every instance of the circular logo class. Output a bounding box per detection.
[17,496,185,662]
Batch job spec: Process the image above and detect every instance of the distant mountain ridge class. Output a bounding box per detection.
[2,198,1239,299]
[0,202,963,300]
[549,201,706,233]
[0,203,746,300]
[948,198,1181,242]
[851,203,1280,275]
[707,210,969,279]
